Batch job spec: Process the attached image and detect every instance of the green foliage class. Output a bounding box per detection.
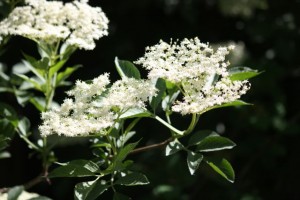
[56,64,81,86]
[229,67,261,81]
[119,108,152,119]
[115,172,149,186]
[165,139,184,156]
[150,78,166,111]
[49,160,99,178]
[111,141,139,171]
[74,179,109,200]
[205,157,235,183]
[8,186,24,200]
[186,151,203,175]
[115,57,141,79]
[195,135,236,152]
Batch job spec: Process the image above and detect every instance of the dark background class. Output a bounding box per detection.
[1,0,300,199]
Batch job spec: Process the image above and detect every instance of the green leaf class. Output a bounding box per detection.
[0,151,11,159]
[117,131,136,148]
[195,136,236,152]
[15,74,43,91]
[8,185,24,200]
[0,119,15,138]
[114,141,139,164]
[49,59,67,78]
[165,139,184,156]
[22,55,47,81]
[187,151,203,175]
[113,192,131,200]
[56,65,81,86]
[49,160,99,178]
[0,135,10,151]
[115,57,141,79]
[23,53,49,70]
[119,108,152,119]
[14,89,32,106]
[0,102,18,121]
[17,117,31,137]
[29,196,53,200]
[115,172,149,186]
[205,157,235,183]
[29,97,46,112]
[74,179,108,200]
[162,91,180,112]
[150,78,166,111]
[188,130,219,146]
[60,44,77,60]
[229,66,261,81]
[209,100,252,111]
[107,141,139,172]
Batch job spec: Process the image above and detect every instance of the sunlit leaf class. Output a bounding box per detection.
[205,157,235,183]
[187,151,203,175]
[115,172,149,186]
[17,117,31,137]
[49,160,99,178]
[74,179,108,200]
[229,66,261,81]
[195,136,236,152]
[115,57,141,79]
[0,151,11,159]
[208,100,252,112]
[49,59,67,78]
[29,97,46,112]
[114,141,139,164]
[188,130,219,146]
[15,74,42,91]
[56,65,81,86]
[0,135,10,151]
[150,78,166,111]
[165,139,184,156]
[119,108,152,119]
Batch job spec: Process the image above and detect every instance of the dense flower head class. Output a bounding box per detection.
[135,37,235,83]
[100,78,157,110]
[135,37,250,115]
[39,74,157,137]
[0,0,109,50]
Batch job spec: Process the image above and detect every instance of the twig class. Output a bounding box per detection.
[130,137,173,154]
[0,169,50,194]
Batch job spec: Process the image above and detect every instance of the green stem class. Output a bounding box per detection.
[183,113,199,135]
[165,112,172,124]
[19,134,39,151]
[154,115,184,136]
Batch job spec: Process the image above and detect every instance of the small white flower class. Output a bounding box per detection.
[101,78,157,111]
[0,0,109,50]
[136,37,251,115]
[39,75,157,137]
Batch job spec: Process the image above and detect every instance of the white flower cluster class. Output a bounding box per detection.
[0,0,109,50]
[135,37,250,115]
[39,74,156,137]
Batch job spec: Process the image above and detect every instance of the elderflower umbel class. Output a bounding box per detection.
[135,37,250,115]
[39,74,113,137]
[0,0,109,50]
[100,78,157,111]
[39,75,157,137]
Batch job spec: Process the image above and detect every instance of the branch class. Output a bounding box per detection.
[130,137,173,154]
[0,169,50,194]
